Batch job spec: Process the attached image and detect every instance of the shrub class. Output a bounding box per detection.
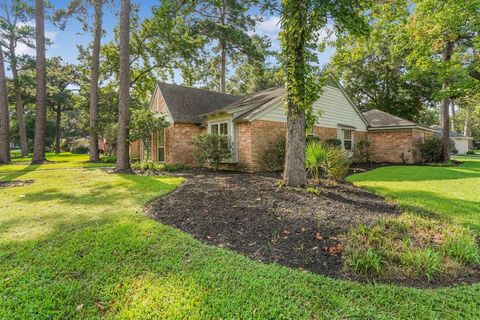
[413,137,456,163]
[466,150,475,155]
[325,138,341,148]
[71,146,88,154]
[192,133,232,170]
[130,162,190,172]
[354,139,371,163]
[305,141,329,180]
[261,136,286,172]
[322,147,351,180]
[100,155,116,163]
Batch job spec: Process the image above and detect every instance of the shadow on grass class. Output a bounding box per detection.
[362,186,480,234]
[350,161,480,183]
[3,211,479,319]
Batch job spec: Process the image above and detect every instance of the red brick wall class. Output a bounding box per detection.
[367,129,431,164]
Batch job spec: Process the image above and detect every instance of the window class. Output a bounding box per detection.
[342,129,353,151]
[157,128,165,162]
[210,122,228,135]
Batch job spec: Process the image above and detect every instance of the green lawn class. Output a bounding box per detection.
[1,154,479,318]
[348,156,480,234]
[1,152,113,174]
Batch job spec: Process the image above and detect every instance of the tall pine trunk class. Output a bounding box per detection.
[32,0,47,164]
[281,0,308,186]
[440,41,453,162]
[115,0,132,173]
[9,40,28,157]
[220,41,226,93]
[55,106,61,153]
[0,49,11,164]
[449,102,455,132]
[219,1,226,93]
[89,0,103,162]
[464,107,473,149]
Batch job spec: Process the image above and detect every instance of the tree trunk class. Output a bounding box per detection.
[32,0,47,164]
[449,101,455,132]
[115,0,132,173]
[219,1,226,93]
[281,0,308,186]
[89,0,103,162]
[9,40,28,157]
[54,106,61,153]
[220,41,226,93]
[464,106,473,149]
[0,49,11,164]
[440,41,453,162]
[283,105,307,186]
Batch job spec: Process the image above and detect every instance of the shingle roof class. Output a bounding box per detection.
[363,109,419,128]
[157,82,241,123]
[430,125,471,138]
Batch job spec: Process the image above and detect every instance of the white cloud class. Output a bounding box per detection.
[14,21,57,56]
[255,16,280,36]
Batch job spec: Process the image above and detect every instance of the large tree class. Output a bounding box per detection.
[115,0,131,172]
[45,57,78,153]
[405,0,480,161]
[174,0,275,93]
[0,47,10,163]
[54,0,107,162]
[280,0,369,186]
[0,0,35,156]
[31,0,47,164]
[329,0,438,122]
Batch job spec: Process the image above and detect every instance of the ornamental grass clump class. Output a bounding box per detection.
[343,213,480,282]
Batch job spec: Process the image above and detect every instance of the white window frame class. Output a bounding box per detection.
[340,129,354,152]
[208,120,236,163]
[157,128,166,163]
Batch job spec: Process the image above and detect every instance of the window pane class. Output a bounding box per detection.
[211,124,219,134]
[220,123,228,135]
[344,140,352,151]
[343,130,352,140]
[158,147,165,162]
[158,129,165,146]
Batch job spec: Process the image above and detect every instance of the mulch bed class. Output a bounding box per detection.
[146,171,401,279]
[0,180,34,188]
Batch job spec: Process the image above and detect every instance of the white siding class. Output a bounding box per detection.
[257,85,367,131]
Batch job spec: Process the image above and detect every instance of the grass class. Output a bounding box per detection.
[1,151,113,174]
[348,156,480,234]
[1,154,480,318]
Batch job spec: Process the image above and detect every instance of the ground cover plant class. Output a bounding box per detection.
[1,154,480,318]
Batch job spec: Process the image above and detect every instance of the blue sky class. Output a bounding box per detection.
[20,0,334,81]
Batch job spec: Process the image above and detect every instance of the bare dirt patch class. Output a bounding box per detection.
[0,180,34,188]
[146,171,400,279]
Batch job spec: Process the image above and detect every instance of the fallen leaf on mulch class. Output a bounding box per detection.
[324,243,343,256]
[282,230,290,235]
[314,232,324,240]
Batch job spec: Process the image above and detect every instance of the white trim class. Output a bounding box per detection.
[207,119,237,163]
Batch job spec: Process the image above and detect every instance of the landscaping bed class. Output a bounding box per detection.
[147,171,480,287]
[146,171,400,279]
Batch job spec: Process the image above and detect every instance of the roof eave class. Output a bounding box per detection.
[367,125,435,132]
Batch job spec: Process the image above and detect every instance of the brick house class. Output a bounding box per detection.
[132,80,434,171]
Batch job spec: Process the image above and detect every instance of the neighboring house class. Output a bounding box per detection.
[133,80,435,171]
[430,125,474,155]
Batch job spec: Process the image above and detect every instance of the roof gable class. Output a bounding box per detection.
[156,82,241,123]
